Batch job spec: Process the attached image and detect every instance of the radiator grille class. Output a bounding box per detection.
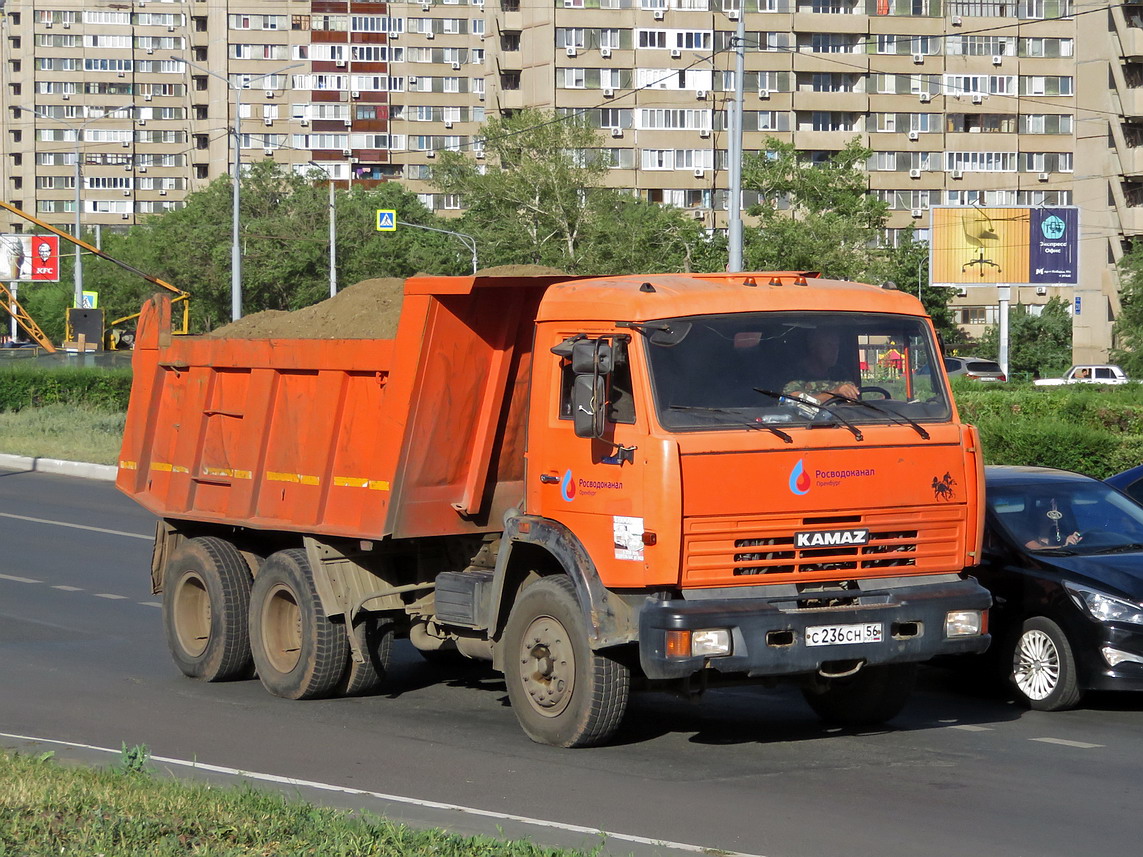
[684,508,964,587]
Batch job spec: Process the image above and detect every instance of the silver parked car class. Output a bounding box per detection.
[944,356,1006,382]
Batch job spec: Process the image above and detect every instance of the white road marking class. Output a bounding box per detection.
[1030,737,1103,749]
[948,724,993,732]
[0,731,770,857]
[139,601,161,608]
[0,573,40,584]
[53,585,83,592]
[0,511,151,540]
[93,593,127,600]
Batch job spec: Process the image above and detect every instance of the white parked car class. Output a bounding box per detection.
[1033,365,1130,386]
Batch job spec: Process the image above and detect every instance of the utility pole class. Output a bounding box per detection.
[17,104,135,311]
[173,58,301,320]
[308,162,338,298]
[726,8,746,273]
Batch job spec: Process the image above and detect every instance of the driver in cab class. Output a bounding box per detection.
[783,326,860,404]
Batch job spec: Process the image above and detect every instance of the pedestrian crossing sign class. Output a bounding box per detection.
[376,209,397,232]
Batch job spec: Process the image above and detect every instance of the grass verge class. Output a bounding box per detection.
[0,748,588,857]
[0,404,124,466]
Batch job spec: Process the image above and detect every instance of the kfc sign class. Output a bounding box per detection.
[0,235,61,282]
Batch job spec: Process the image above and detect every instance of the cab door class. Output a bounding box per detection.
[525,330,650,588]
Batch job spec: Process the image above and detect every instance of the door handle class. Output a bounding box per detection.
[539,474,559,484]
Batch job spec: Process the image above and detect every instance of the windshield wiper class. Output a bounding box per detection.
[753,389,863,442]
[1089,542,1143,555]
[669,405,792,443]
[815,391,930,440]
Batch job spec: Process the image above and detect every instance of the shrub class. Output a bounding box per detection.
[0,365,132,412]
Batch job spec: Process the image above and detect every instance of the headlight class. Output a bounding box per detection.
[945,609,985,638]
[1064,582,1143,625]
[665,628,732,658]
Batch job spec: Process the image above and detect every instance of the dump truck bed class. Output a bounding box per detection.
[117,276,561,540]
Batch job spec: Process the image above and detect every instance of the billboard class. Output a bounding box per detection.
[929,206,1078,288]
[0,234,61,282]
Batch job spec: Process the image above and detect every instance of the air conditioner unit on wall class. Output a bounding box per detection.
[909,168,922,178]
[911,208,923,218]
[919,92,931,102]
[913,53,924,64]
[1036,286,1048,295]
[601,47,612,58]
[907,130,919,141]
[699,127,710,138]
[693,167,704,178]
[992,55,1002,66]
[566,46,577,57]
[603,88,614,97]
[611,127,623,138]
[951,169,963,179]
[952,15,962,25]
[671,48,681,58]
[696,90,707,100]
[971,93,983,104]
[1038,172,1050,181]
[653,9,665,19]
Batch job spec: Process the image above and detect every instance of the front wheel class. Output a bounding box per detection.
[1009,616,1082,711]
[249,549,348,700]
[502,576,630,748]
[801,663,917,726]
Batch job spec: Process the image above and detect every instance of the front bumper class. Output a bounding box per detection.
[638,575,991,681]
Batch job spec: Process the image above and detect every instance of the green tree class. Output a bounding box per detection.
[78,162,464,333]
[433,109,611,271]
[1113,240,1143,377]
[978,297,1073,378]
[871,227,956,343]
[575,194,725,275]
[740,137,889,282]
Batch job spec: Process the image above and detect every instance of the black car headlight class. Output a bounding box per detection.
[1064,582,1143,626]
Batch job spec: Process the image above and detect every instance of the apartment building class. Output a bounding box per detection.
[0,0,1136,358]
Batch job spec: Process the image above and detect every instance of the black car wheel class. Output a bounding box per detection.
[1009,616,1082,711]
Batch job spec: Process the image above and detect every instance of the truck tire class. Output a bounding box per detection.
[502,575,630,748]
[249,549,348,700]
[162,536,254,682]
[339,617,395,697]
[801,663,917,726]
[1009,616,1082,711]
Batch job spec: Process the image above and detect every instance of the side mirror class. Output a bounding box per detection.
[572,374,606,438]
[571,339,612,375]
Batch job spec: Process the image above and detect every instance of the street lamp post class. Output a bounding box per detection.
[18,104,135,311]
[172,58,301,320]
[307,162,338,298]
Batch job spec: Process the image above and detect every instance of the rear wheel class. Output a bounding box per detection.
[249,549,348,700]
[162,536,253,682]
[502,576,629,748]
[1009,616,1082,711]
[339,617,395,697]
[802,663,918,726]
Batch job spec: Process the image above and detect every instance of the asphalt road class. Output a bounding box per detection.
[2,467,1141,857]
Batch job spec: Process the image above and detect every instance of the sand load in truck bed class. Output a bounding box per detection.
[206,266,567,340]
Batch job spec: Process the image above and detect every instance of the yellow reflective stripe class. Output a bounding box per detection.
[150,462,188,474]
[202,466,251,480]
[266,471,320,486]
[333,476,390,491]
[119,460,137,471]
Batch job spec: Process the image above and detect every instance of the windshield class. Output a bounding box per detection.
[643,311,951,433]
[990,480,1143,554]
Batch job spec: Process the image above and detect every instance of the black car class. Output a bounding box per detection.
[974,465,1143,710]
[1105,463,1143,504]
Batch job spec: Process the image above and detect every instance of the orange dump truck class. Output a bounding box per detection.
[119,272,990,747]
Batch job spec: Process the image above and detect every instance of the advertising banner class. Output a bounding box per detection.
[0,234,61,282]
[1030,207,1078,284]
[929,207,1078,288]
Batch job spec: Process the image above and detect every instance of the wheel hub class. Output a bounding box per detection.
[518,616,574,717]
[1014,629,1060,700]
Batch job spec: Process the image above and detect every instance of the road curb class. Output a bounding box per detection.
[0,453,117,482]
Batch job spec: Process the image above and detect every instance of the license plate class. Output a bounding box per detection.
[805,622,883,647]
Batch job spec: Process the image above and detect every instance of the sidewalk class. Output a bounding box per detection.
[0,452,117,481]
